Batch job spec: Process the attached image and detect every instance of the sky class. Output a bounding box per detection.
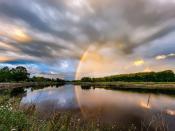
[0,0,175,80]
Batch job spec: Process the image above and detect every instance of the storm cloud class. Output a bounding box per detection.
[0,0,175,79]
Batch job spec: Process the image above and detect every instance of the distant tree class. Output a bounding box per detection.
[155,70,174,82]
[0,67,11,82]
[82,70,175,82]
[81,77,93,82]
[29,76,65,83]
[12,66,29,82]
[0,66,65,83]
[0,66,29,82]
[56,78,65,83]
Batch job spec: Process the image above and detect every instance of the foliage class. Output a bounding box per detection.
[0,66,29,82]
[0,94,136,131]
[30,76,65,83]
[0,66,65,83]
[10,88,26,97]
[0,103,29,131]
[81,77,93,82]
[81,70,175,82]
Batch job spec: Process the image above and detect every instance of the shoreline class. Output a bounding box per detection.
[1,81,175,92]
[73,81,175,87]
[0,82,65,90]
[73,82,175,92]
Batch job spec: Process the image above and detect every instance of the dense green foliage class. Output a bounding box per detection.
[0,66,65,83]
[0,105,29,131]
[81,70,175,82]
[81,77,93,82]
[30,76,65,83]
[0,66,29,82]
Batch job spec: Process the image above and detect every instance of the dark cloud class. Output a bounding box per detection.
[7,40,82,64]
[16,41,67,58]
[0,1,77,42]
[0,0,175,78]
[0,3,49,31]
[85,0,175,54]
[120,0,175,27]
[2,60,38,65]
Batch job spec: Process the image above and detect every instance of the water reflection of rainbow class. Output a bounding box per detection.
[74,44,175,118]
[75,45,93,117]
[74,44,152,117]
[75,43,118,116]
[74,43,125,117]
[75,44,112,117]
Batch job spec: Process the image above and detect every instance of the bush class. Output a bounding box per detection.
[0,103,29,131]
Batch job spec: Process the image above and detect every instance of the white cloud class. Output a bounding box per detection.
[155,53,175,60]
[61,61,69,69]
[133,59,145,66]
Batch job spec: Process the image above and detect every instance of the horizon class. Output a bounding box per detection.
[0,0,175,80]
[1,65,174,81]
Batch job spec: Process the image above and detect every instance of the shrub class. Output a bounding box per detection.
[0,103,29,131]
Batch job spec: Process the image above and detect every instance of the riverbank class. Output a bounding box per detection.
[0,82,65,90]
[74,81,175,88]
[73,82,175,94]
[0,83,169,131]
[1,81,175,93]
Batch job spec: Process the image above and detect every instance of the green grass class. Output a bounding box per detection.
[0,91,138,131]
[74,82,175,95]
[74,81,175,89]
[0,87,171,131]
[0,96,29,131]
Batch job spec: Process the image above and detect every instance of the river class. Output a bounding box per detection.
[19,84,175,131]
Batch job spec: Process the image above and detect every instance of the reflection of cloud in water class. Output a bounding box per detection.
[166,109,175,116]
[21,85,175,130]
[73,86,175,130]
[75,86,175,110]
[75,86,175,120]
[22,85,175,114]
[139,101,151,109]
[21,85,79,111]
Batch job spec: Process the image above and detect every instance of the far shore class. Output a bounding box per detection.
[74,81,175,88]
[0,82,65,90]
[73,82,175,93]
[1,81,175,93]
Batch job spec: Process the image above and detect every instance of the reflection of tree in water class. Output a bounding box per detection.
[81,85,92,90]
[147,94,151,107]
[10,87,26,97]
[141,94,169,131]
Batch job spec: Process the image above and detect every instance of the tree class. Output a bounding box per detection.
[12,66,29,82]
[81,77,93,82]
[83,70,175,82]
[0,67,11,82]
[0,66,29,82]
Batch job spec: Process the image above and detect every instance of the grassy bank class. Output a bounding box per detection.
[73,82,175,94]
[0,88,168,131]
[0,82,65,90]
[74,81,175,88]
[0,89,138,131]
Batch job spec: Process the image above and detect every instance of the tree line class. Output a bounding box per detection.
[81,70,175,82]
[0,66,65,83]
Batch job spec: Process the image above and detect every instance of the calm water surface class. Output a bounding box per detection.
[20,85,175,131]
